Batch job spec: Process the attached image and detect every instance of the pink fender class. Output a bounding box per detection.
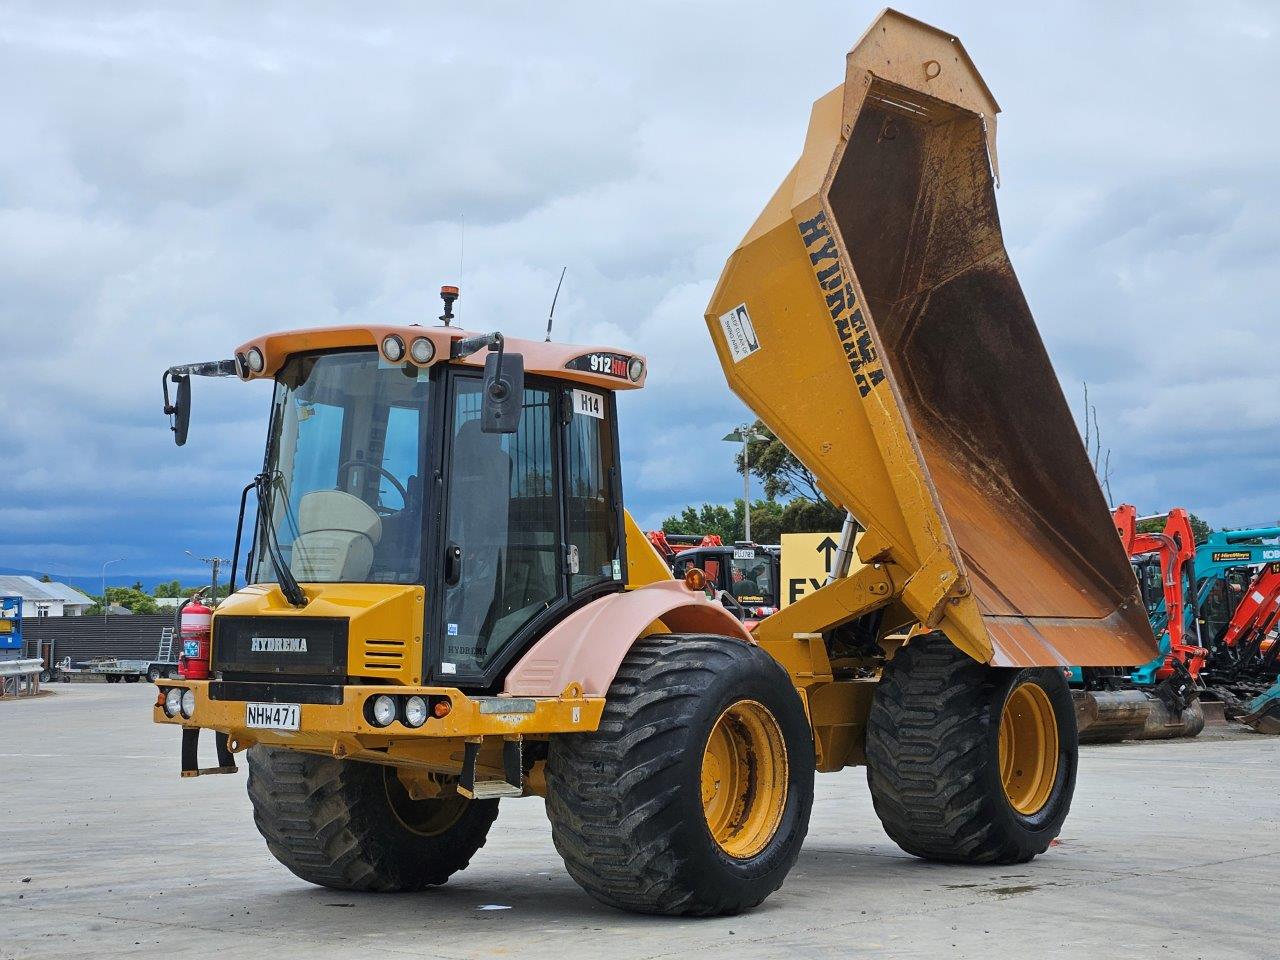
[504,580,753,697]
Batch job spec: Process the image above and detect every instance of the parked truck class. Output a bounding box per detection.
[150,10,1155,916]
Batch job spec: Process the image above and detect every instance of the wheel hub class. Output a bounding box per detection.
[700,699,788,859]
[998,681,1060,816]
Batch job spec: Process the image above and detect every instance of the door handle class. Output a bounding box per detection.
[445,543,463,586]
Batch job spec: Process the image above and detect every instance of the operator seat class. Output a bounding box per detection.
[289,490,383,581]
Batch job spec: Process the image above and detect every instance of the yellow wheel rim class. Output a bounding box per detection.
[998,681,1060,816]
[701,699,788,859]
[383,770,470,837]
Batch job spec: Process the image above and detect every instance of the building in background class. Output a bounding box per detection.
[0,576,95,617]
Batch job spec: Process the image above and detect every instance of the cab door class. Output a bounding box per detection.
[435,373,564,683]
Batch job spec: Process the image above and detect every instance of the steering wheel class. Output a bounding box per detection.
[337,460,409,517]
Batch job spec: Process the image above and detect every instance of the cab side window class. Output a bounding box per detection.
[564,389,620,593]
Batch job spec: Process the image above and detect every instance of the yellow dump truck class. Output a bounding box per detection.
[153,10,1155,916]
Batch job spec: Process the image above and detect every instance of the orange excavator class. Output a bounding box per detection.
[1203,561,1280,732]
[1073,506,1206,741]
[1114,506,1207,684]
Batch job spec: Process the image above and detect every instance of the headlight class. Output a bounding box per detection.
[180,688,196,719]
[628,357,645,382]
[382,335,405,362]
[370,694,397,727]
[164,688,183,718]
[246,347,265,373]
[402,695,428,728]
[410,337,435,364]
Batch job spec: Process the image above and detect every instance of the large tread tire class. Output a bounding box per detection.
[545,634,814,916]
[246,747,498,891]
[866,632,1077,864]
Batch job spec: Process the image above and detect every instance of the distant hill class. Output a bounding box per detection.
[0,566,190,595]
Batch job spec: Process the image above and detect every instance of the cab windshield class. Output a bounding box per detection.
[254,350,427,585]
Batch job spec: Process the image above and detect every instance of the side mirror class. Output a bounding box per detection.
[481,350,524,434]
[163,371,191,446]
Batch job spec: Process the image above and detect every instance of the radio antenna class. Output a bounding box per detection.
[545,266,566,342]
[458,214,465,282]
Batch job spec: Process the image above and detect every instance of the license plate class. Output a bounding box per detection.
[245,702,300,731]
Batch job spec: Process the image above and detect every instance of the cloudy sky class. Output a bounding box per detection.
[1,1,1277,584]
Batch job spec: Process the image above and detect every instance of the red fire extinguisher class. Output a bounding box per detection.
[177,594,213,680]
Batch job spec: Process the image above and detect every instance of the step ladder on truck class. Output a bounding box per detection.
[149,10,1155,916]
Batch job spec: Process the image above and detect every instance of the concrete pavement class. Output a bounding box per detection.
[2,684,1277,959]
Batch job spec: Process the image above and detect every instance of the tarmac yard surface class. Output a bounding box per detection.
[2,685,1277,960]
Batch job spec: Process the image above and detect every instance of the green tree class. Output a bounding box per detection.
[736,420,826,503]
[780,498,846,533]
[1137,513,1211,545]
[153,579,185,598]
[39,573,52,583]
[662,501,744,543]
[748,500,785,545]
[86,586,160,616]
[659,496,845,545]
[735,420,848,530]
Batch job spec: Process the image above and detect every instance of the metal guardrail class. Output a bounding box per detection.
[0,657,44,697]
[0,658,42,676]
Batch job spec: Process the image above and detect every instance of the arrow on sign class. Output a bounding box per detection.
[817,536,839,568]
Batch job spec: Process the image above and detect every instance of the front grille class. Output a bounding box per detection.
[209,680,344,705]
[213,616,349,678]
[361,638,406,675]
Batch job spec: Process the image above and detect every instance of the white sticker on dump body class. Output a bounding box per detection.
[572,389,604,419]
[719,304,761,363]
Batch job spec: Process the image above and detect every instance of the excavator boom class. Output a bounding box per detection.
[705,9,1155,668]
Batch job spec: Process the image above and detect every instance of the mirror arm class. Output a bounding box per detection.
[163,360,238,415]
[167,358,240,379]
[450,331,504,360]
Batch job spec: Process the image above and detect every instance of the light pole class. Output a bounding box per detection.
[722,425,762,543]
[186,551,231,604]
[101,557,125,622]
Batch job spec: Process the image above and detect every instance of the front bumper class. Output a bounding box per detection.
[152,679,604,780]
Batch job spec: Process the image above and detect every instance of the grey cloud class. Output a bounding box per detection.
[0,1,1277,576]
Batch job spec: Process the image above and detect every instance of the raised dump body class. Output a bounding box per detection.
[706,9,1155,668]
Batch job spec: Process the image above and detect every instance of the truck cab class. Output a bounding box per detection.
[670,543,781,626]
[154,321,747,788]
[219,335,631,693]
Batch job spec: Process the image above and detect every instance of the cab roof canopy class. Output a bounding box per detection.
[234,324,647,393]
